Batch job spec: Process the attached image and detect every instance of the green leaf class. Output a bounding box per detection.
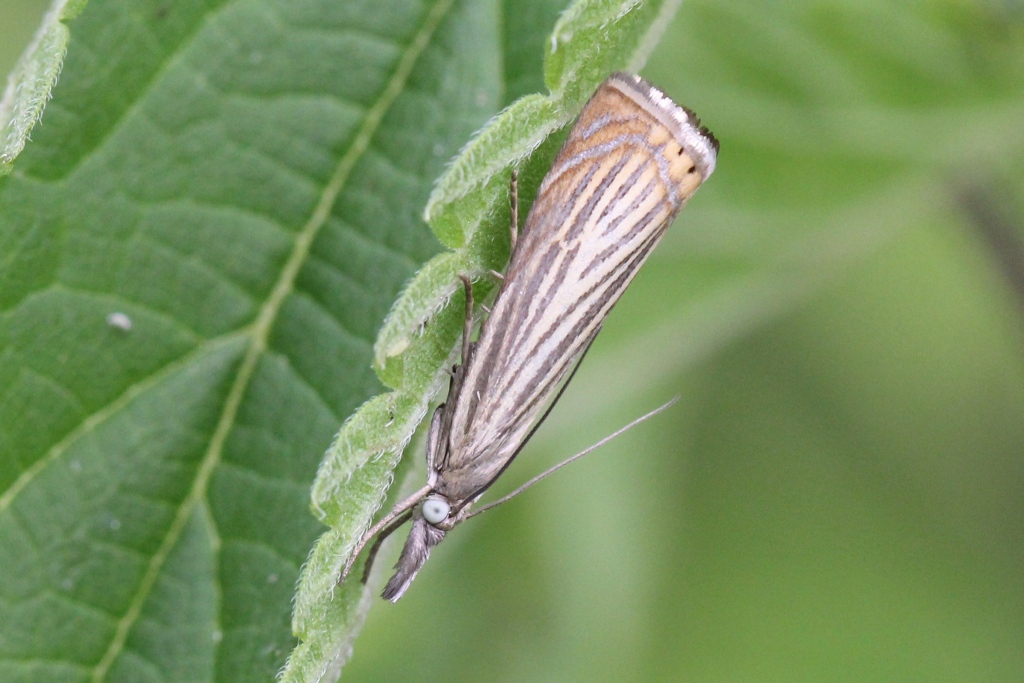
[0,0,84,175]
[289,0,688,679]
[0,0,689,679]
[0,0,517,680]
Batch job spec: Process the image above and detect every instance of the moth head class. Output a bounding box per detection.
[379,494,472,601]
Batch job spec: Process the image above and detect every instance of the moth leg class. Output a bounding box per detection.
[338,484,431,586]
[457,274,474,366]
[361,509,414,584]
[509,169,519,253]
[488,171,518,284]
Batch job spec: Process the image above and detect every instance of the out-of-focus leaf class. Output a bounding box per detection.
[340,1,1024,681]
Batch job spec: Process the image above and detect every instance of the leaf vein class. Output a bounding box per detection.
[87,0,458,678]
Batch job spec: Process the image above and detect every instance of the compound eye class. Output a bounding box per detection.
[422,497,450,525]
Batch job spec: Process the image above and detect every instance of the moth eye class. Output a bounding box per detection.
[422,497,451,525]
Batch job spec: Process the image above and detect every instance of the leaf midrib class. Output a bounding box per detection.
[88,0,458,679]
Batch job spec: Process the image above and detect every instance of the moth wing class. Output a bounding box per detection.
[436,74,717,503]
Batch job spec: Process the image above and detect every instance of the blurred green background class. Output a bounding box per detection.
[4,0,1022,681]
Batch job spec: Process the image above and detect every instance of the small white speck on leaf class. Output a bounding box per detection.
[106,312,132,331]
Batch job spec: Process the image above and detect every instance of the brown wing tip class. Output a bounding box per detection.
[606,72,719,178]
[680,104,720,154]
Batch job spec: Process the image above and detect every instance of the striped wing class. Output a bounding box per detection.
[436,73,718,502]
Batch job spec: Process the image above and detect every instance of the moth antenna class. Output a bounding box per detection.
[509,169,519,253]
[466,397,680,519]
[489,269,505,281]
[338,484,431,586]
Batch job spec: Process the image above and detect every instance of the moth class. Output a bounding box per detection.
[341,72,718,601]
